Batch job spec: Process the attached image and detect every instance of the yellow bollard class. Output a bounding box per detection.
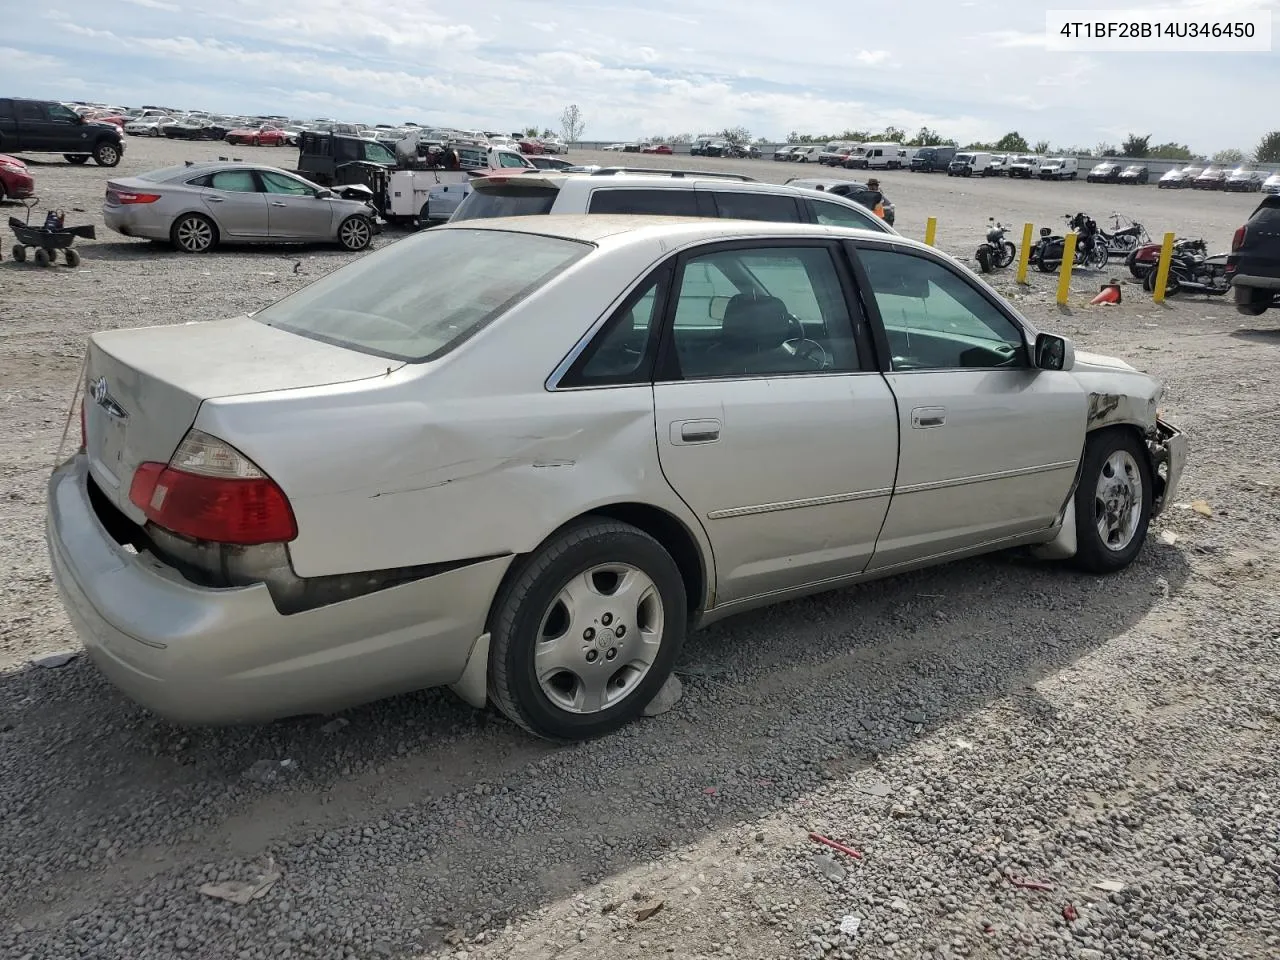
[1016,222,1034,284]
[1151,231,1175,304]
[924,217,937,247]
[1055,233,1077,306]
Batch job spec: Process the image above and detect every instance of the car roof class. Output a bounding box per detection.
[435,214,911,249]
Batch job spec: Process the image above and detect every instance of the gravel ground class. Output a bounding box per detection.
[1,139,1278,960]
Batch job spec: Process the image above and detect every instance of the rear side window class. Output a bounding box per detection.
[452,184,559,222]
[254,228,590,362]
[0,100,14,120]
[587,189,700,217]
[807,198,881,231]
[17,102,44,121]
[710,191,802,222]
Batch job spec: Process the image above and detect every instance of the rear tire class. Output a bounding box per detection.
[93,141,121,167]
[999,241,1017,268]
[1235,285,1273,317]
[975,246,993,273]
[64,154,90,165]
[12,244,26,262]
[171,213,217,253]
[64,248,81,268]
[33,247,51,267]
[487,518,687,741]
[1143,268,1179,297]
[1071,428,1153,574]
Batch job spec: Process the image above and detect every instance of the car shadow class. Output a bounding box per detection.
[0,543,1191,949]
[82,238,393,263]
[1229,327,1280,344]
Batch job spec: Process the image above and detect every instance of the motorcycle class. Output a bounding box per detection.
[1126,237,1205,280]
[1141,242,1231,297]
[974,218,1017,273]
[1030,213,1109,272]
[1097,212,1150,257]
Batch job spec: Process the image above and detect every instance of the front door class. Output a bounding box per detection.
[652,241,900,606]
[200,169,268,238]
[260,169,334,240]
[849,242,1086,571]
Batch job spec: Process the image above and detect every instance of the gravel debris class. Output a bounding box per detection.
[2,138,1278,960]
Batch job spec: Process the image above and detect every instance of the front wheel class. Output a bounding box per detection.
[1071,429,1153,573]
[999,240,1017,268]
[92,141,121,167]
[1143,268,1179,297]
[1089,243,1109,270]
[64,154,90,165]
[487,518,687,741]
[975,245,993,273]
[337,215,373,251]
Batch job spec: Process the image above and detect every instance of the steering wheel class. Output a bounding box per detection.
[782,337,833,369]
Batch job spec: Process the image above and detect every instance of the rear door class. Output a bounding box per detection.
[260,169,334,240]
[0,99,15,149]
[15,101,51,150]
[650,240,899,605]
[847,239,1085,571]
[201,169,269,238]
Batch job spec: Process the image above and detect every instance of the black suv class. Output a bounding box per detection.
[0,98,125,166]
[1228,195,1280,316]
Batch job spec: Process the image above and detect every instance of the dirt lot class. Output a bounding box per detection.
[1,139,1278,960]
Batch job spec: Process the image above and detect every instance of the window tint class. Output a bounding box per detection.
[562,268,669,387]
[808,198,881,231]
[363,141,395,164]
[255,229,590,363]
[710,191,801,223]
[0,99,13,119]
[48,104,80,123]
[587,189,700,217]
[497,152,528,168]
[260,171,314,196]
[669,246,859,379]
[17,102,44,121]
[209,170,260,192]
[451,185,559,221]
[857,249,1026,371]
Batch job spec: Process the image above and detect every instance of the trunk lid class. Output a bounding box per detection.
[84,315,403,522]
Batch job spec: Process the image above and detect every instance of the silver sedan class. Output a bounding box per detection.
[102,162,379,253]
[49,216,1186,740]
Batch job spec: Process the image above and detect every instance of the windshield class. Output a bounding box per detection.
[253,228,590,362]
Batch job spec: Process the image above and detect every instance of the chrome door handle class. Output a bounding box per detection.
[206,196,224,202]
[270,201,287,207]
[911,406,946,428]
[671,419,721,444]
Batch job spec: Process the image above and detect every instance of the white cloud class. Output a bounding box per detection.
[855,50,892,65]
[0,46,65,71]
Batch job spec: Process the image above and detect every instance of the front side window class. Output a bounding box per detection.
[260,171,314,196]
[208,170,259,193]
[363,141,396,164]
[254,229,591,362]
[587,189,700,217]
[808,198,881,231]
[710,191,801,223]
[497,152,529,168]
[668,245,859,379]
[48,104,79,123]
[857,248,1027,371]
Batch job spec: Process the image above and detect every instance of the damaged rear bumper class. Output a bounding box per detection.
[1149,417,1187,517]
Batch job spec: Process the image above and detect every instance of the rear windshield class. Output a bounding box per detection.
[452,184,560,222]
[253,228,590,362]
[138,164,203,182]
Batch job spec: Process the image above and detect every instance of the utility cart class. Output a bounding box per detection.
[8,200,95,267]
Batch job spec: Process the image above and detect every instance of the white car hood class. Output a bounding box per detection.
[1072,350,1137,373]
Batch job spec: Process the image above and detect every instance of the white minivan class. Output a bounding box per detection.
[854,142,908,170]
[948,152,992,177]
[1038,157,1080,180]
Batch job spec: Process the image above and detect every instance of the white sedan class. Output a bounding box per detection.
[48,216,1186,740]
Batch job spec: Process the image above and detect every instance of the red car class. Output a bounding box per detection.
[224,124,289,146]
[517,138,546,155]
[88,113,128,129]
[0,154,35,202]
[641,143,673,155]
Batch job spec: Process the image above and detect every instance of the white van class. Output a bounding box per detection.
[857,142,907,170]
[1038,157,1079,181]
[947,152,992,177]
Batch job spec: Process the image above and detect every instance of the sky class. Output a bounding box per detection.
[2,0,1277,154]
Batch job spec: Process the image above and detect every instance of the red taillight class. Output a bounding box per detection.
[1232,225,1247,252]
[112,191,162,204]
[128,431,297,545]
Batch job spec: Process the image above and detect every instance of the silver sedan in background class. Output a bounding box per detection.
[102,162,379,253]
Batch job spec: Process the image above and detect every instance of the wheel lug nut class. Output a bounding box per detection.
[601,612,613,626]
[586,650,598,663]
[583,627,595,641]
[606,648,617,661]
[615,624,626,638]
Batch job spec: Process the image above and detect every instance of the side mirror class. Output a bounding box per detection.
[1035,332,1075,372]
[315,188,333,199]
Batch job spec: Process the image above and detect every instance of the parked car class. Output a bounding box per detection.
[124,116,173,137]
[163,117,229,141]
[1038,157,1079,180]
[102,162,379,253]
[1227,194,1280,316]
[541,139,567,154]
[790,146,819,163]
[1087,161,1122,184]
[909,146,956,172]
[622,143,643,153]
[983,155,1008,177]
[948,152,992,177]
[1193,166,1227,190]
[773,145,802,161]
[727,144,761,159]
[1224,167,1264,192]
[784,177,896,225]
[526,155,576,170]
[1118,164,1149,185]
[1264,173,1280,195]
[641,143,673,155]
[1005,155,1040,179]
[50,215,1187,738]
[821,145,856,167]
[850,142,907,170]
[1158,166,1200,189]
[225,124,289,147]
[0,153,35,201]
[0,97,126,166]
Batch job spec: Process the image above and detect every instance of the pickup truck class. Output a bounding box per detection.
[0,98,126,166]
[1228,194,1280,316]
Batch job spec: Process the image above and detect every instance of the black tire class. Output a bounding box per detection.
[1235,285,1273,317]
[1038,257,1057,274]
[417,201,431,230]
[170,213,217,253]
[1071,428,1153,573]
[975,246,993,273]
[64,154,90,165]
[1143,268,1179,297]
[12,244,26,262]
[487,517,687,741]
[33,247,51,267]
[64,248,81,268]
[92,141,121,167]
[999,240,1017,268]
[337,215,373,251]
